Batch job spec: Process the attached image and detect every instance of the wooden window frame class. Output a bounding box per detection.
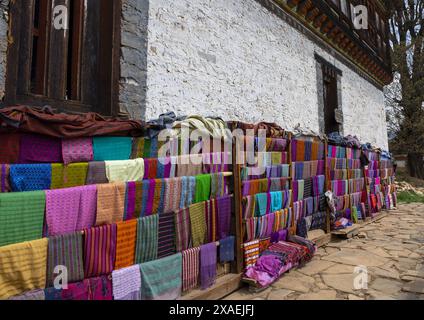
[3,0,122,116]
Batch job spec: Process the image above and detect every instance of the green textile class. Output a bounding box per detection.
[0,191,46,246]
[135,215,159,264]
[195,174,211,203]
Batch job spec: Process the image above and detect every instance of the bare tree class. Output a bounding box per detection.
[385,0,424,178]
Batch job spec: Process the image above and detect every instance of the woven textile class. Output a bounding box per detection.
[219,236,235,263]
[76,185,97,230]
[0,164,11,193]
[139,253,182,300]
[175,207,192,251]
[86,161,108,184]
[62,138,93,165]
[19,134,62,163]
[112,265,141,300]
[96,182,126,225]
[0,238,48,299]
[88,275,113,300]
[164,177,182,213]
[10,164,51,191]
[158,212,176,258]
[205,199,217,242]
[189,202,207,247]
[115,220,138,269]
[217,196,232,240]
[210,173,225,199]
[8,289,45,300]
[83,224,117,277]
[135,215,159,263]
[243,240,260,268]
[0,191,45,246]
[182,247,200,292]
[195,174,211,203]
[0,133,20,163]
[50,163,89,189]
[200,242,217,289]
[105,158,144,182]
[46,232,84,286]
[93,137,132,161]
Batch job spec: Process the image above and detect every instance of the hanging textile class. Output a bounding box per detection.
[158,212,177,259]
[200,242,217,290]
[205,199,217,242]
[77,185,98,231]
[96,182,126,225]
[143,158,158,180]
[216,195,232,240]
[210,173,225,199]
[189,202,207,247]
[243,240,260,268]
[242,195,256,219]
[0,238,48,300]
[182,247,201,292]
[83,224,117,278]
[46,232,84,286]
[9,164,52,191]
[19,134,62,163]
[112,265,141,300]
[0,191,45,246]
[87,275,113,300]
[8,289,45,300]
[61,137,93,165]
[139,253,182,300]
[174,207,192,252]
[50,163,89,189]
[0,164,11,193]
[135,215,159,263]
[93,137,132,161]
[105,158,144,182]
[163,177,182,213]
[0,133,20,163]
[195,174,211,203]
[85,161,108,185]
[115,219,138,270]
[219,236,235,263]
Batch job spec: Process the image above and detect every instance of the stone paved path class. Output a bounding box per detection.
[225,203,424,300]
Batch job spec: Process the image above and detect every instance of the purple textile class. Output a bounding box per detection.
[271,229,288,243]
[125,181,136,220]
[19,134,62,163]
[200,242,217,290]
[216,196,231,240]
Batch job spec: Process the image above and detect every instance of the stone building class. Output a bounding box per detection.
[0,0,392,149]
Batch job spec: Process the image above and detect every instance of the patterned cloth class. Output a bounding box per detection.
[93,137,132,161]
[0,191,45,246]
[44,276,113,300]
[217,196,232,240]
[243,240,260,268]
[158,212,176,258]
[62,138,93,164]
[1,164,11,193]
[105,158,145,182]
[9,289,45,300]
[112,265,141,300]
[86,161,108,184]
[175,207,192,252]
[210,173,225,199]
[87,275,113,300]
[135,215,159,263]
[46,232,85,286]
[182,247,200,292]
[189,202,207,247]
[10,164,51,191]
[219,236,235,263]
[50,163,89,189]
[19,134,62,163]
[0,238,48,299]
[139,253,182,300]
[195,174,211,203]
[200,242,217,289]
[115,220,138,270]
[96,182,126,225]
[83,224,117,278]
[0,133,20,163]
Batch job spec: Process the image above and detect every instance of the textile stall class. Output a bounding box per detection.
[380,152,397,210]
[363,148,384,217]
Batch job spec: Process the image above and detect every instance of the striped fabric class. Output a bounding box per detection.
[158,212,176,259]
[46,232,84,286]
[115,220,138,270]
[210,173,225,199]
[182,247,200,292]
[0,191,45,247]
[0,238,48,299]
[175,208,192,252]
[1,164,11,193]
[243,240,259,268]
[135,215,159,263]
[139,253,182,300]
[83,224,117,278]
[189,202,207,247]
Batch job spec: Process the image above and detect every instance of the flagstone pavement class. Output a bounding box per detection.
[224,203,424,300]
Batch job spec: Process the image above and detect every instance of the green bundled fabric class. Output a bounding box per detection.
[194,174,211,203]
[0,191,46,246]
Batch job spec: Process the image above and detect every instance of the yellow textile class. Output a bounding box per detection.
[50,163,89,189]
[96,182,126,225]
[0,238,48,299]
[189,202,207,247]
[105,158,145,182]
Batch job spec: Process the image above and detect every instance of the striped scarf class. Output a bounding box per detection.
[189,202,207,247]
[174,207,192,252]
[0,164,10,193]
[210,173,225,199]
[158,212,176,258]
[182,247,200,292]
[135,215,159,263]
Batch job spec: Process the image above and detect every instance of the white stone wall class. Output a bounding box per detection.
[0,0,8,100]
[136,0,388,149]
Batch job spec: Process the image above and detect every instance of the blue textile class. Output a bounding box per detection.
[10,164,52,191]
[219,236,235,263]
[270,191,282,213]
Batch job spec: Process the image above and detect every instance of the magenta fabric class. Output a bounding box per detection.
[62,137,94,164]
[76,185,98,230]
[89,276,113,300]
[217,196,231,240]
[19,134,62,163]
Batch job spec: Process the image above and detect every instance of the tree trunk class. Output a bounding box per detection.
[407,152,424,179]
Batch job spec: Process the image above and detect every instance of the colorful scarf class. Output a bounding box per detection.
[19,134,62,163]
[195,174,211,203]
[158,212,176,259]
[210,173,225,199]
[243,240,259,268]
[93,137,132,161]
[85,161,108,185]
[46,232,84,286]
[205,199,217,242]
[0,238,48,300]
[135,215,159,263]
[77,185,98,230]
[115,220,138,270]
[112,265,141,300]
[10,164,52,191]
[105,158,145,182]
[200,242,217,290]
[83,224,117,277]
[62,137,93,165]
[163,177,182,213]
[139,253,182,300]
[219,236,235,263]
[217,196,232,240]
[182,247,200,292]
[0,191,45,246]
[96,182,126,225]
[175,208,192,252]
[189,202,207,247]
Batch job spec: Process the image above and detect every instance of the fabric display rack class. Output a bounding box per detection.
[380,155,397,210]
[230,122,317,289]
[0,109,239,300]
[363,149,384,217]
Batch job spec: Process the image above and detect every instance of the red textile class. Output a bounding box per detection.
[0,133,21,163]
